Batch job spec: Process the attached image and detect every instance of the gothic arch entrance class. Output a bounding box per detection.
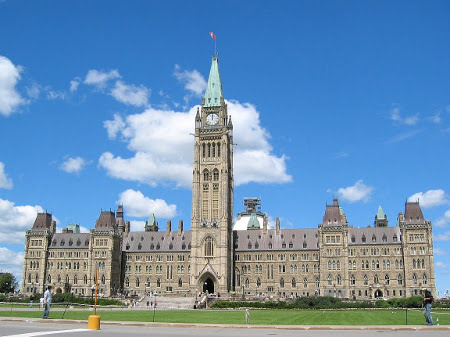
[199,273,216,294]
[203,277,214,294]
[374,289,383,298]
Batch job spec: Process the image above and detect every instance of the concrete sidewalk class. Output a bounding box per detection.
[1,317,449,331]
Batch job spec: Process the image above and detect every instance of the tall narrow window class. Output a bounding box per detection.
[207,143,211,157]
[205,237,214,257]
[217,142,221,157]
[212,143,215,157]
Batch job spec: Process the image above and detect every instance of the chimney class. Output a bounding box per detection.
[263,215,268,233]
[276,217,280,234]
[166,220,172,233]
[125,221,130,234]
[178,220,183,235]
[51,220,56,234]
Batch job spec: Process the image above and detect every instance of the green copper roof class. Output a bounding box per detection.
[203,55,223,107]
[147,213,156,226]
[247,212,260,229]
[67,224,80,233]
[377,206,386,219]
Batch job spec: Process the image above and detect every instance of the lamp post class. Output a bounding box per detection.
[152,291,157,322]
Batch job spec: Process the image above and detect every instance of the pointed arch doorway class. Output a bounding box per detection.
[203,277,214,294]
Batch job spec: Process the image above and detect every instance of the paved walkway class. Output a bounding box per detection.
[1,316,449,331]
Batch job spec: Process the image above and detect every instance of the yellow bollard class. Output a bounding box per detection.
[88,315,101,330]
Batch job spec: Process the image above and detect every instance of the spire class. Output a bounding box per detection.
[203,55,223,107]
[375,206,388,227]
[247,212,260,229]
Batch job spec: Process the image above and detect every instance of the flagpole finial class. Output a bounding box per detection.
[209,31,217,56]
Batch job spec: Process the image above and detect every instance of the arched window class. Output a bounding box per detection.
[248,242,252,249]
[245,278,250,288]
[353,260,356,269]
[212,143,215,157]
[217,142,221,157]
[84,275,88,284]
[256,278,261,287]
[203,170,209,181]
[213,169,219,181]
[204,237,214,257]
[350,275,355,285]
[280,278,285,288]
[315,278,320,288]
[125,277,130,287]
[236,269,241,287]
[101,275,105,285]
[157,278,161,287]
[28,274,31,283]
[363,275,368,285]
[65,275,69,283]
[178,278,183,287]
[74,275,78,284]
[412,274,417,284]
[397,274,403,285]
[202,143,206,158]
[47,274,51,283]
[374,275,379,284]
[303,278,308,288]
[292,278,296,287]
[422,274,427,285]
[337,275,342,285]
[413,259,416,269]
[385,274,390,285]
[207,143,211,157]
[327,274,332,285]
[136,278,140,287]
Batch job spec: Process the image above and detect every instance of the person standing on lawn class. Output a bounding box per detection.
[42,285,53,319]
[422,288,433,326]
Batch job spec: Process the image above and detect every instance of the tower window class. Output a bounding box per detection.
[212,143,215,157]
[203,170,209,181]
[207,143,211,157]
[217,142,221,157]
[213,170,219,181]
[205,237,214,257]
[202,143,206,158]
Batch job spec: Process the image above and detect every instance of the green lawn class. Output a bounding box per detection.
[0,309,449,325]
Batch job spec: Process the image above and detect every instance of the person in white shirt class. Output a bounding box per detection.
[42,285,53,319]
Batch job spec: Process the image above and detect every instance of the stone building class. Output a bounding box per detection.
[21,55,436,299]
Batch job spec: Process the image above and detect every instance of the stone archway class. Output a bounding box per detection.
[199,273,216,294]
[374,289,383,298]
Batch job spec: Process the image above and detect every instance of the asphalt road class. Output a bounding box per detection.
[0,320,449,337]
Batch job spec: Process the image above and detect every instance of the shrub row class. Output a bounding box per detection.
[0,293,123,306]
[211,296,441,310]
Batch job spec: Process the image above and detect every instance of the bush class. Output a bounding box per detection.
[51,293,122,306]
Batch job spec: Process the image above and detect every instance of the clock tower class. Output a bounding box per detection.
[190,55,234,293]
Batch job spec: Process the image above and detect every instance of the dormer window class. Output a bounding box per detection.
[248,242,252,249]
[150,244,154,250]
[126,244,130,250]
[372,235,376,242]
[362,235,366,243]
[302,242,307,248]
[393,235,398,242]
[156,243,160,250]
[351,235,355,243]
[282,242,286,248]
[138,243,142,250]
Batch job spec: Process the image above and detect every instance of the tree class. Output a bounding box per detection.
[0,273,18,293]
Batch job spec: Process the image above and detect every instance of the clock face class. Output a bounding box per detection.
[206,113,219,125]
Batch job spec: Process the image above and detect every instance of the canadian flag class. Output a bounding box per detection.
[209,32,216,40]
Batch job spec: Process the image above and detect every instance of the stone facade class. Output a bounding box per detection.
[21,55,436,299]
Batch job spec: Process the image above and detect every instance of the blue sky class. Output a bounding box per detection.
[0,1,449,295]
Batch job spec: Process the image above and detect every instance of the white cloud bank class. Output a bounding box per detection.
[174,65,207,96]
[59,156,87,174]
[408,189,449,208]
[336,180,374,203]
[84,69,121,89]
[435,210,450,228]
[100,100,292,187]
[0,247,24,280]
[0,56,26,116]
[117,189,177,218]
[0,162,13,189]
[0,198,44,244]
[110,80,149,107]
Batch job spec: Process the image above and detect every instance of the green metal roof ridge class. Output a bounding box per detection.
[247,212,260,229]
[203,55,223,107]
[377,206,386,219]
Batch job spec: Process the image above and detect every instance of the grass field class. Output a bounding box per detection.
[0,308,449,325]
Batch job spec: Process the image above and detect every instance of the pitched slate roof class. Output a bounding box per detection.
[122,231,191,253]
[49,233,90,249]
[234,228,319,251]
[322,199,347,226]
[404,201,426,224]
[348,226,401,245]
[95,211,116,230]
[32,212,52,231]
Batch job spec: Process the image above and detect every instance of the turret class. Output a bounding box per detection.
[375,206,388,227]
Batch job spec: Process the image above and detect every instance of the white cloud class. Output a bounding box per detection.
[436,261,450,269]
[26,83,41,100]
[0,198,44,244]
[129,220,146,232]
[103,113,126,140]
[390,106,419,126]
[435,210,450,228]
[408,189,449,208]
[174,65,207,96]
[59,156,87,174]
[118,189,177,218]
[100,100,291,187]
[434,231,450,242]
[110,80,150,107]
[46,89,66,100]
[84,69,121,89]
[0,247,24,281]
[431,112,441,124]
[385,130,420,144]
[0,162,13,189]
[70,78,80,92]
[0,55,26,116]
[336,180,374,203]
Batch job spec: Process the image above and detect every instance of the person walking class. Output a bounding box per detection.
[29,294,34,308]
[422,288,433,326]
[42,286,53,319]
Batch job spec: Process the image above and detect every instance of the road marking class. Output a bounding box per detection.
[4,328,90,337]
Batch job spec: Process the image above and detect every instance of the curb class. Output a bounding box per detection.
[1,317,449,331]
